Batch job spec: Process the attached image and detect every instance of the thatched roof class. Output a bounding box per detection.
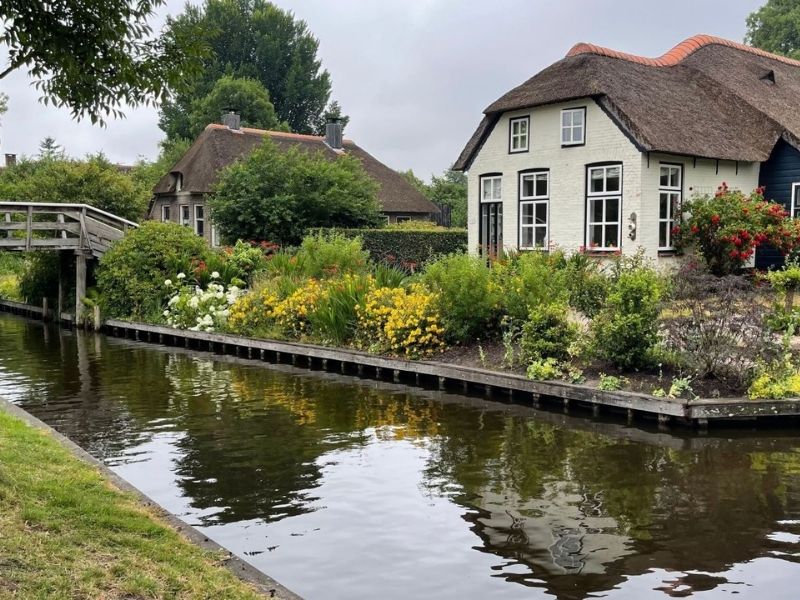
[454,35,800,170]
[154,124,439,215]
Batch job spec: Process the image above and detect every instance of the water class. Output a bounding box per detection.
[2,312,800,599]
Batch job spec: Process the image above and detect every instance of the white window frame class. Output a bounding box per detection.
[586,164,622,250]
[519,171,549,250]
[480,176,502,203]
[161,204,171,223]
[561,107,586,146]
[180,204,190,227]
[658,164,682,251]
[509,116,529,153]
[791,183,800,219]
[194,204,205,237]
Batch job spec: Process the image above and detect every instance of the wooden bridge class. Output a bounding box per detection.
[0,202,138,323]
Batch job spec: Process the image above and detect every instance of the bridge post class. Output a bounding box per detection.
[75,251,87,326]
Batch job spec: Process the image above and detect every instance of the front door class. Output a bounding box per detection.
[480,202,503,257]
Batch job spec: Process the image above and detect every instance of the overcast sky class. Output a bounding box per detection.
[0,0,765,179]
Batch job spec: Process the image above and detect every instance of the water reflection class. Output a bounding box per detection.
[2,313,800,599]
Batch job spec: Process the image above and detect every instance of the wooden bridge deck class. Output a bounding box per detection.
[0,202,137,258]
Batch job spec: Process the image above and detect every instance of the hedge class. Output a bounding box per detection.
[311,228,468,267]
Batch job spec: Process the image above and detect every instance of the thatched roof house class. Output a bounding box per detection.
[454,35,800,267]
[149,118,439,245]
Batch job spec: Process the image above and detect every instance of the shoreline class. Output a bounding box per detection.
[0,396,303,600]
[2,299,798,429]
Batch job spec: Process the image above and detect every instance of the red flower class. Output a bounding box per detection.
[711,214,721,225]
[671,225,681,235]
[729,249,740,259]
[690,225,699,234]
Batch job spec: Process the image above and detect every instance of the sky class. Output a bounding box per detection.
[0,0,765,180]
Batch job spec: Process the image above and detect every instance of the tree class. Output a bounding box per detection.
[38,137,64,160]
[209,137,382,245]
[0,154,150,221]
[161,0,343,137]
[746,0,800,59]
[186,76,286,137]
[0,0,205,124]
[311,101,350,135]
[429,170,467,228]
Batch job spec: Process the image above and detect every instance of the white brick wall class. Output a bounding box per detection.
[465,99,761,262]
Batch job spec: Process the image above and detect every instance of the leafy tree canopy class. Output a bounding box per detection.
[38,137,65,160]
[209,137,382,245]
[0,0,205,124]
[0,154,150,221]
[161,0,344,137]
[746,0,800,59]
[187,76,286,138]
[400,168,467,228]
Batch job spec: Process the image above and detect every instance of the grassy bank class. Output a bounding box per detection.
[0,409,266,599]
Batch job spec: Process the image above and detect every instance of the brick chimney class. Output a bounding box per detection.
[4,153,16,167]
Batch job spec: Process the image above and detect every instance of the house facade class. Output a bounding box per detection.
[454,35,800,266]
[150,116,440,245]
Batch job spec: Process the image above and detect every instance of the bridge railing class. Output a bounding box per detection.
[0,202,138,257]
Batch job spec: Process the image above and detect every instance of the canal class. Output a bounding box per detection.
[2,312,800,599]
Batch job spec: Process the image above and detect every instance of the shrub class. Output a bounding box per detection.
[163,275,242,332]
[308,274,374,345]
[97,222,208,319]
[674,184,796,275]
[598,373,629,391]
[313,228,468,270]
[0,274,20,300]
[527,358,563,381]
[386,220,443,230]
[294,233,370,279]
[272,278,325,338]
[494,251,570,321]
[421,253,499,343]
[356,284,445,358]
[765,260,800,330]
[564,251,609,318]
[591,260,663,369]
[661,266,779,391]
[209,138,382,245]
[227,285,280,337]
[520,304,578,363]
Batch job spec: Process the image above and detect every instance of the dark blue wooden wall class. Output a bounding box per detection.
[757,140,800,269]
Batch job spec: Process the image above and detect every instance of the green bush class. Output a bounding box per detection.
[97,222,209,319]
[313,227,467,270]
[520,303,578,363]
[527,357,563,381]
[18,252,61,305]
[494,251,570,321]
[209,138,382,245]
[421,253,499,343]
[295,233,370,278]
[591,261,663,369]
[564,251,609,318]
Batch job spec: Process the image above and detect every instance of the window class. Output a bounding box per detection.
[172,172,183,192]
[180,205,190,227]
[586,165,622,250]
[519,171,548,249]
[509,117,529,153]
[480,175,503,256]
[161,205,171,223]
[561,108,585,146]
[792,183,800,219]
[396,216,411,223]
[194,205,205,237]
[659,164,682,250]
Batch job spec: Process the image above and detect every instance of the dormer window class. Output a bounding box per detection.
[509,117,529,153]
[761,70,776,84]
[561,108,586,146]
[172,172,183,192]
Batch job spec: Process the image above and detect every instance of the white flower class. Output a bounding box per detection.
[168,295,180,306]
[164,279,172,287]
[211,271,220,279]
[177,272,186,280]
[189,296,200,309]
[163,310,169,317]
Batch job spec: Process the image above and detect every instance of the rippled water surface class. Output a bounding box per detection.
[3,313,800,599]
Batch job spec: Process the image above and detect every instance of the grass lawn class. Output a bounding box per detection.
[0,410,265,599]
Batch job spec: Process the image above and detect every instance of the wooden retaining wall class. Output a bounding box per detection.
[2,299,799,429]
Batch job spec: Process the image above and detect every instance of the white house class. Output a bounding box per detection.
[453,35,800,267]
